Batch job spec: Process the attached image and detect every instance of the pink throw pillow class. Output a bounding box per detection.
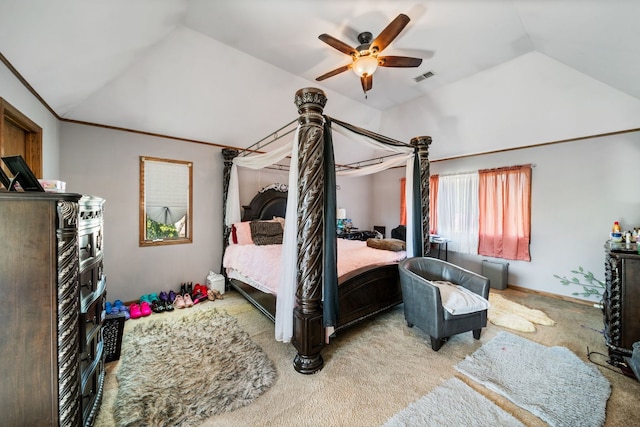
[234,222,254,245]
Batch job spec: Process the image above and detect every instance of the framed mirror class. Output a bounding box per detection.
[139,156,193,246]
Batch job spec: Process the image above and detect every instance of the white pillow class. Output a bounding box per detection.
[431,281,490,315]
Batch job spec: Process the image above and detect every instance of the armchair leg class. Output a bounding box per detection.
[430,336,443,351]
[473,329,482,340]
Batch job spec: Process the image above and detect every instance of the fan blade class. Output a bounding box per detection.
[361,74,373,93]
[316,64,351,81]
[318,34,357,56]
[370,14,411,54]
[378,56,422,68]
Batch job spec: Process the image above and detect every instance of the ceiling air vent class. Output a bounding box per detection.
[414,70,435,82]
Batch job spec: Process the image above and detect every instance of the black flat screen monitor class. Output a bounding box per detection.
[1,155,45,192]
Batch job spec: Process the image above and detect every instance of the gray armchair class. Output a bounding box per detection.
[399,257,490,351]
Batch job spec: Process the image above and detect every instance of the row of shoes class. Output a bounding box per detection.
[173,282,223,309]
[106,282,225,320]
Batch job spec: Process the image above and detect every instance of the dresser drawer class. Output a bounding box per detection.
[80,293,105,352]
[81,357,105,426]
[80,261,105,310]
[80,330,103,380]
[79,226,103,268]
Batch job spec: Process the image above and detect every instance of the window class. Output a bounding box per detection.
[436,173,479,254]
[139,156,193,246]
[401,165,531,261]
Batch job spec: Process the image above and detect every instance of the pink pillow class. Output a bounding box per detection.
[234,222,254,245]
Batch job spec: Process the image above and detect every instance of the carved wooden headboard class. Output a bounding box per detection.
[241,184,288,221]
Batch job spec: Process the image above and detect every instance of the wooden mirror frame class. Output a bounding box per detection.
[139,156,193,247]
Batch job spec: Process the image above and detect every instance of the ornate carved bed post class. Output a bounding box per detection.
[221,148,239,273]
[410,136,432,256]
[292,87,327,374]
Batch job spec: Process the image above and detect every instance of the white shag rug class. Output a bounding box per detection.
[456,331,611,427]
[382,377,524,427]
[488,293,555,332]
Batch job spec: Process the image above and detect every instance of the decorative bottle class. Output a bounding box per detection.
[611,221,623,243]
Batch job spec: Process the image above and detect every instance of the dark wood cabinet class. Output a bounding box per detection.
[0,192,106,426]
[604,242,640,365]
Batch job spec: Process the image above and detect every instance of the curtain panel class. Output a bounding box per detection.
[429,175,439,234]
[478,165,531,261]
[436,173,479,254]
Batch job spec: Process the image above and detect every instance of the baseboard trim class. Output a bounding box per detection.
[498,284,598,307]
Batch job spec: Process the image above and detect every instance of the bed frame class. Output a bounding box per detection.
[227,186,404,330]
[222,87,432,374]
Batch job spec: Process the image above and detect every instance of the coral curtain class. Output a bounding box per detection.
[478,165,531,261]
[400,178,406,226]
[429,175,439,234]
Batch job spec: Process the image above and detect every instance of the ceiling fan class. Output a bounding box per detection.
[316,13,423,96]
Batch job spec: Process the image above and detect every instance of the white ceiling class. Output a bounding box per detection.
[1,0,639,148]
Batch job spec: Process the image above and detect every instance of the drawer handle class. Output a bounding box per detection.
[81,242,92,253]
[86,316,97,324]
[81,280,92,289]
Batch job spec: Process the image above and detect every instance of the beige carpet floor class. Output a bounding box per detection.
[95,288,639,427]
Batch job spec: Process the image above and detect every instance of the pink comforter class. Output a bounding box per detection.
[223,239,406,295]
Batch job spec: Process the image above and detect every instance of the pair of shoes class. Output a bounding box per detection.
[105,301,119,314]
[192,284,208,304]
[113,300,130,319]
[210,289,224,300]
[173,294,193,308]
[159,291,174,312]
[151,299,165,313]
[179,282,193,296]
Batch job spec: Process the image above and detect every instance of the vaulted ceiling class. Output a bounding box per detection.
[1,0,639,149]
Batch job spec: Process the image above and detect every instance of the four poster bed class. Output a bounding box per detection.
[221,87,432,374]
[223,185,405,330]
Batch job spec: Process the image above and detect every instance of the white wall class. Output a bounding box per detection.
[374,50,640,302]
[372,132,640,302]
[0,61,60,177]
[60,122,224,302]
[381,52,640,160]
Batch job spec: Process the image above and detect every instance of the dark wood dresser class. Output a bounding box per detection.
[603,241,640,365]
[0,192,106,426]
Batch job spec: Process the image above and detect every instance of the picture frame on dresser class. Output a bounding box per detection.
[1,155,44,192]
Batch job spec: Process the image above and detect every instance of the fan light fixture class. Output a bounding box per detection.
[352,55,378,77]
[316,14,422,95]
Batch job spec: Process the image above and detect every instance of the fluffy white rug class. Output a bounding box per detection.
[488,293,555,332]
[382,377,524,427]
[456,331,610,427]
